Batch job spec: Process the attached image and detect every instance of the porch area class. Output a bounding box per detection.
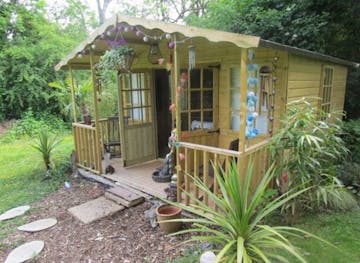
[56,14,280,209]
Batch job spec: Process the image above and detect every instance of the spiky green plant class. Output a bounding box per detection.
[164,162,332,262]
[31,130,62,170]
[269,98,357,216]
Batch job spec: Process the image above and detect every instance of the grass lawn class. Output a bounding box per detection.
[293,209,360,263]
[0,134,74,243]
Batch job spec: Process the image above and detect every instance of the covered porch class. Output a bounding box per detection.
[55,14,282,205]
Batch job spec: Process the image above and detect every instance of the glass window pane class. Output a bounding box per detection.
[203,111,213,130]
[230,112,240,131]
[181,112,188,131]
[180,89,187,111]
[230,67,240,89]
[191,112,201,130]
[203,90,213,109]
[203,69,213,89]
[191,91,201,109]
[190,69,201,89]
[231,89,240,110]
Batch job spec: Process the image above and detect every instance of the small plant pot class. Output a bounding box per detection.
[156,205,182,234]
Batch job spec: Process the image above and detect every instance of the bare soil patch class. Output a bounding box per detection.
[0,179,190,262]
[0,120,15,137]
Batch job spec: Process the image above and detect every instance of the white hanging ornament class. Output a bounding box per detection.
[188,45,196,70]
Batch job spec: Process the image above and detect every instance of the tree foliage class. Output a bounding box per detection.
[0,0,92,121]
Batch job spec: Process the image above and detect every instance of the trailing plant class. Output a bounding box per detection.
[31,130,63,170]
[269,98,357,216]
[97,45,135,71]
[164,161,331,262]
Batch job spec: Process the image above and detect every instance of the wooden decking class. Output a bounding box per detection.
[102,159,168,199]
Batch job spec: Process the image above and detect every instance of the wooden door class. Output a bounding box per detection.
[118,72,156,166]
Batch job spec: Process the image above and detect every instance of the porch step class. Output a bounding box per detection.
[114,180,153,200]
[105,186,144,207]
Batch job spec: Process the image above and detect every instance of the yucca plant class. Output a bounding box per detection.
[31,130,62,170]
[164,161,331,262]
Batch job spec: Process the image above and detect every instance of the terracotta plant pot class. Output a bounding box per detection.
[156,205,182,234]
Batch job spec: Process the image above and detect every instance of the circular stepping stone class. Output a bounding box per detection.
[17,218,57,232]
[4,240,44,263]
[0,205,30,221]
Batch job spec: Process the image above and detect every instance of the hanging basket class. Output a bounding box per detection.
[115,54,135,72]
[97,46,135,72]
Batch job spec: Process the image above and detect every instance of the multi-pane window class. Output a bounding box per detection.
[181,68,214,131]
[230,67,241,131]
[321,67,333,114]
[122,73,152,125]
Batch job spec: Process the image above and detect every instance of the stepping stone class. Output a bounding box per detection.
[105,185,144,207]
[5,240,44,263]
[17,218,57,232]
[0,205,30,221]
[68,196,124,224]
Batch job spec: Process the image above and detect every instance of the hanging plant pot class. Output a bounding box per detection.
[97,45,135,72]
[115,54,135,72]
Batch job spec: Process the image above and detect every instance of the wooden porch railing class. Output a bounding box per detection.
[73,123,102,174]
[177,139,270,209]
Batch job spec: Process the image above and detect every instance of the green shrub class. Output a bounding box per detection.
[337,162,360,197]
[31,130,63,170]
[164,162,330,262]
[342,119,360,163]
[269,99,357,216]
[1,110,68,142]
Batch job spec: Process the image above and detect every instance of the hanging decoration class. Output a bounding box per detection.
[148,43,163,65]
[188,45,196,70]
[268,54,278,136]
[245,49,259,139]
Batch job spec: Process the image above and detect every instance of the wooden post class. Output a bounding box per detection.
[69,65,77,123]
[238,48,248,153]
[117,73,126,165]
[89,49,102,174]
[174,34,183,202]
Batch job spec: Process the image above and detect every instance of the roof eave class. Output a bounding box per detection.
[259,39,359,68]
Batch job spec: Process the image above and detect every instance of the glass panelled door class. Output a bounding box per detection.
[119,72,156,166]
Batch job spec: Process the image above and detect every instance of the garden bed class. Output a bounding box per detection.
[0,179,189,262]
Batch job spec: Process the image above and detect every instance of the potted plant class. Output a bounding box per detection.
[97,45,135,72]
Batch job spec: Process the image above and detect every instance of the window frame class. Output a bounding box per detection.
[180,67,215,131]
[320,66,334,114]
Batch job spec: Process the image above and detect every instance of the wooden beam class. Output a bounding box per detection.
[89,49,102,174]
[117,73,127,165]
[69,65,77,122]
[238,48,248,152]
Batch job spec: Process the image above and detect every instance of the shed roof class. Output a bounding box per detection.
[55,14,359,71]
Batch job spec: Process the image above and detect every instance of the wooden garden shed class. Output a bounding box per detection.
[55,14,359,204]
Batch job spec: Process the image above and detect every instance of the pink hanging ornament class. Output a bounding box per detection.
[169,103,176,111]
[179,153,185,161]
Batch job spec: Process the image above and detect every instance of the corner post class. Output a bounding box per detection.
[239,48,248,153]
[173,34,183,202]
[89,49,102,174]
[69,64,77,122]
